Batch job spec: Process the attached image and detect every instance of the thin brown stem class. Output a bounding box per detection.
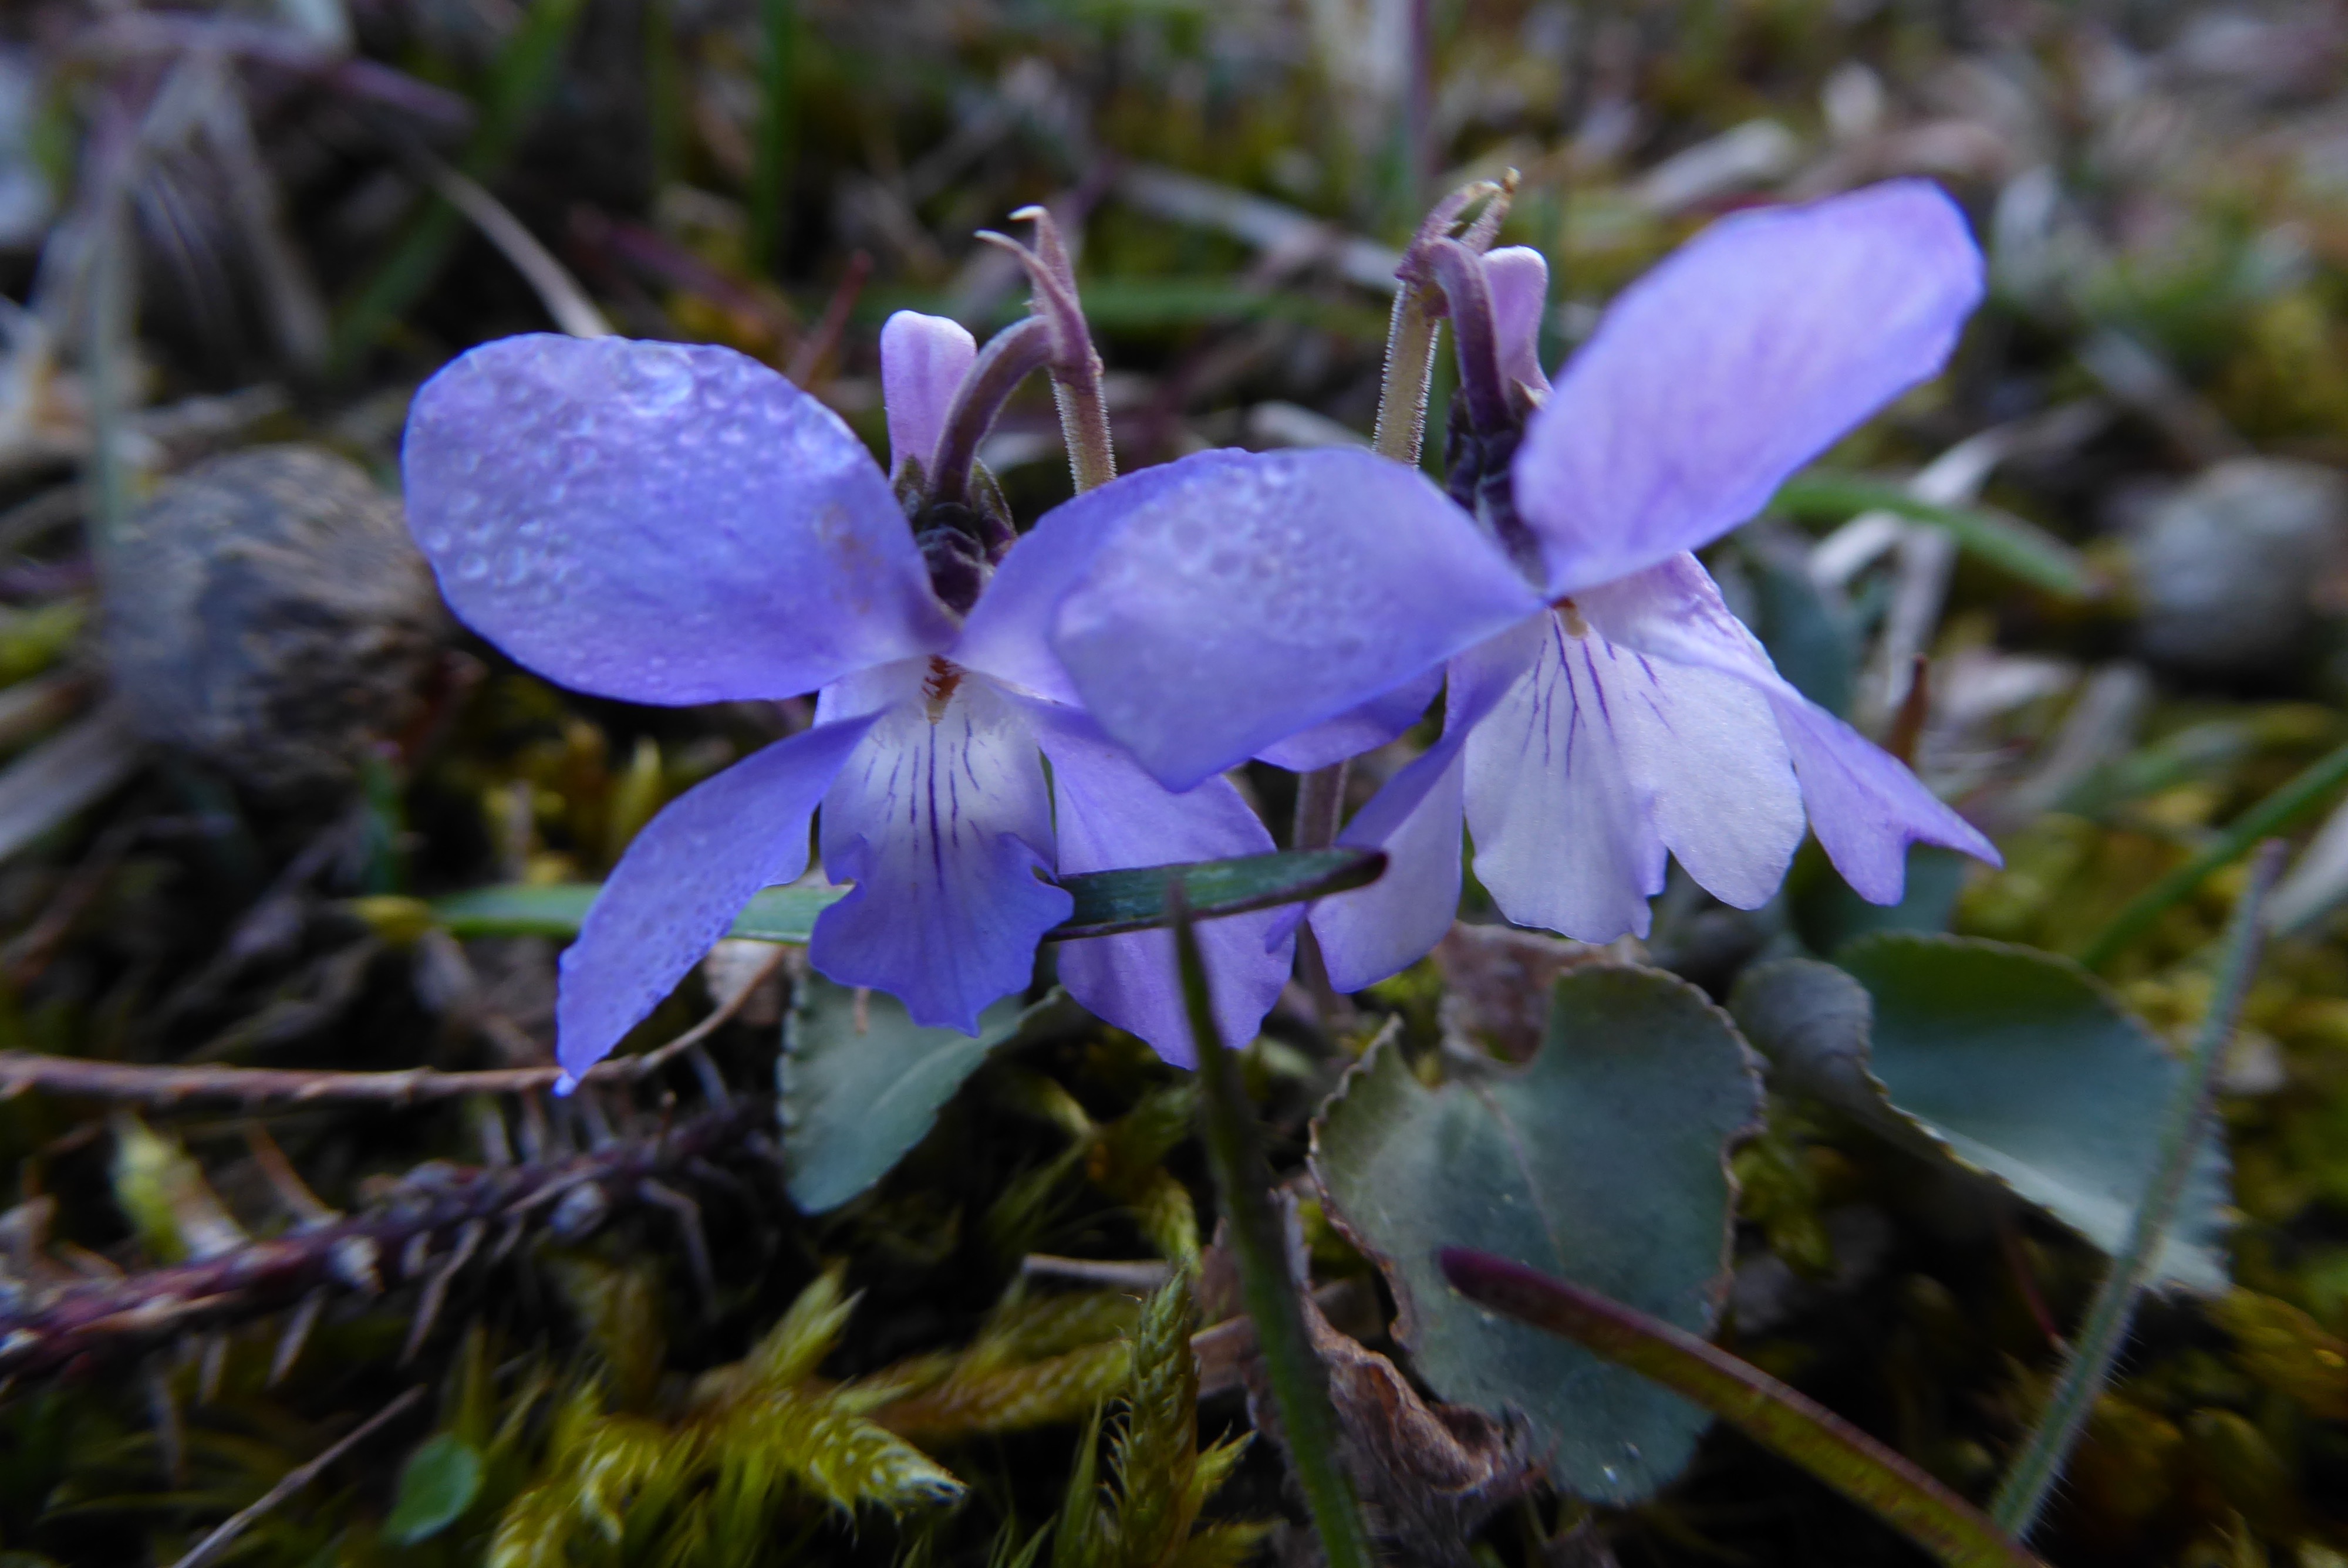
[168,1388,426,1568]
[0,951,774,1108]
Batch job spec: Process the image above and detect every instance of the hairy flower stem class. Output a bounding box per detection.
[1989,839,2288,1538]
[1371,173,1519,467]
[1173,886,1375,1568]
[1426,239,1510,434]
[1371,285,1444,468]
[1047,367,1116,495]
[926,315,1054,509]
[978,207,1117,494]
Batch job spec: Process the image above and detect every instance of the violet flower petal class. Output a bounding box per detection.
[1513,180,1985,597]
[1580,630,1806,910]
[1308,738,1466,991]
[1580,554,2000,904]
[1462,618,1670,942]
[554,714,876,1086]
[1050,448,1544,791]
[1484,245,1552,396]
[403,334,952,705]
[1014,698,1292,1066]
[881,310,977,477]
[949,455,1228,705]
[1307,627,1532,989]
[1255,668,1442,772]
[811,667,1072,1033]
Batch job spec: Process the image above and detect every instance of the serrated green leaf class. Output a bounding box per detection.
[1729,936,2229,1291]
[1310,965,1763,1503]
[427,847,1384,944]
[384,1434,484,1546]
[780,980,1083,1213]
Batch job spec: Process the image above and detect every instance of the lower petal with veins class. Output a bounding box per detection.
[811,669,1071,1034]
[1463,616,1668,942]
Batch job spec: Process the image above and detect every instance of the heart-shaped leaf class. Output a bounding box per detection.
[780,979,1083,1214]
[1310,965,1763,1503]
[1729,934,2229,1291]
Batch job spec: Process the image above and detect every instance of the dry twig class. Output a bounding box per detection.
[0,947,778,1107]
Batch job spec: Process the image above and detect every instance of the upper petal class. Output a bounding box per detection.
[811,667,1072,1032]
[949,454,1223,704]
[1014,697,1292,1065]
[1578,553,1999,904]
[1513,180,1984,597]
[881,311,977,478]
[1483,245,1552,397]
[554,714,874,1085]
[403,334,952,705]
[1048,448,1545,792]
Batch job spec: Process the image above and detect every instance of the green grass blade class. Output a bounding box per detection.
[1990,841,2285,1536]
[1773,472,2097,601]
[2079,739,2348,971]
[748,0,796,272]
[1173,885,1375,1568]
[1437,1249,2046,1568]
[427,847,1385,944]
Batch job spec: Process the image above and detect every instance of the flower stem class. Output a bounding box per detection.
[1425,238,1509,434]
[1371,283,1444,468]
[1047,368,1116,495]
[1371,173,1517,468]
[1988,839,2286,1538]
[976,208,1116,494]
[926,316,1054,509]
[1172,884,1374,1568]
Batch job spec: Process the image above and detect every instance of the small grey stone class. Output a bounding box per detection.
[104,445,446,793]
[2128,457,2348,677]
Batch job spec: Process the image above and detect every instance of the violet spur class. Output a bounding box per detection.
[402,312,1291,1084]
[1047,180,2003,989]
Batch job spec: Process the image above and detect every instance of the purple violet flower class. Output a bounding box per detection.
[1045,180,2004,988]
[402,312,1296,1083]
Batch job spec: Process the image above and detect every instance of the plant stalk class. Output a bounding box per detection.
[1989,839,2288,1536]
[749,0,796,272]
[1048,368,1117,495]
[1371,283,1442,468]
[1173,885,1374,1568]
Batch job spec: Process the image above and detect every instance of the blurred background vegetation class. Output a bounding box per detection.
[8,0,2348,1564]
